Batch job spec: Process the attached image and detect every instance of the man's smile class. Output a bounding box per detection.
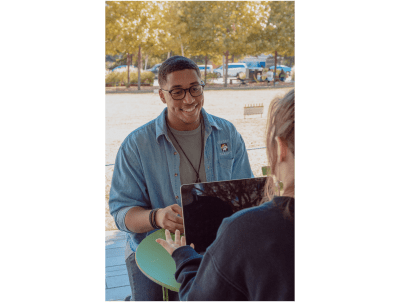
[181,103,199,113]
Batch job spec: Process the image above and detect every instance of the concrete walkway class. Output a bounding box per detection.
[106,230,130,301]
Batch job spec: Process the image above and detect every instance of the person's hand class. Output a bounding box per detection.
[155,204,184,233]
[156,229,195,256]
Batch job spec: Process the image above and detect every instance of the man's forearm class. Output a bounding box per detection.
[125,206,155,233]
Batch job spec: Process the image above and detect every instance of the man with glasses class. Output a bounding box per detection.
[109,56,253,301]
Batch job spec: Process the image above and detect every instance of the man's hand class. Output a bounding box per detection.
[155,204,184,233]
[156,229,195,256]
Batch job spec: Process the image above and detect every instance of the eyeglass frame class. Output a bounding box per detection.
[160,81,206,100]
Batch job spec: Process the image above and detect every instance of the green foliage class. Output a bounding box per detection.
[105,70,155,85]
[106,1,295,77]
[137,71,155,84]
[263,1,295,56]
[105,72,120,85]
[105,61,114,70]
[200,71,218,83]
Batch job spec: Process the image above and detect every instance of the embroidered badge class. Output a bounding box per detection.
[220,143,228,152]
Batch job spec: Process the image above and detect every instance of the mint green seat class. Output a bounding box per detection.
[136,229,181,300]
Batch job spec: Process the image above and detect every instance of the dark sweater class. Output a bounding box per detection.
[171,196,294,301]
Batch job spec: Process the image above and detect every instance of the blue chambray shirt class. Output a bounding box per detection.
[109,107,254,252]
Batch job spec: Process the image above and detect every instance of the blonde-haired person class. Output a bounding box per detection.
[157,89,295,301]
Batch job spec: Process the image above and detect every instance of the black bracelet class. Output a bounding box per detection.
[149,208,161,229]
[151,209,156,229]
[150,209,157,229]
[149,210,154,228]
[153,209,161,229]
[153,208,161,229]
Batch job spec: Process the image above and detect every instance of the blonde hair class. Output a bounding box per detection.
[262,89,294,220]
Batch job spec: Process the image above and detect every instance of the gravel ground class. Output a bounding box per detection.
[105,87,293,231]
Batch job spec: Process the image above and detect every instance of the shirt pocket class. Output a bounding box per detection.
[218,158,234,181]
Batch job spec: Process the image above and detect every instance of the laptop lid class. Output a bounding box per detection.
[180,177,269,254]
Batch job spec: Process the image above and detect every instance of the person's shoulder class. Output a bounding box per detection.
[215,199,293,243]
[204,111,238,132]
[205,200,293,262]
[206,111,235,127]
[120,117,158,150]
[226,201,280,227]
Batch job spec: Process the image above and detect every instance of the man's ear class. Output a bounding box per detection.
[276,137,287,163]
[159,89,166,104]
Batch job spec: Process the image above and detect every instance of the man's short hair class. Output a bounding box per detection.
[158,56,201,87]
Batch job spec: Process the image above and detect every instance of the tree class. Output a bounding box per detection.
[164,1,259,86]
[261,1,295,85]
[106,1,159,89]
[105,1,294,88]
[163,1,224,82]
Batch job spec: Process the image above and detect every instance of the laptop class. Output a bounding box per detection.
[180,177,270,254]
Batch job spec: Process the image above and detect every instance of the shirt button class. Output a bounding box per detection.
[175,196,179,199]
[174,173,178,177]
[174,152,177,155]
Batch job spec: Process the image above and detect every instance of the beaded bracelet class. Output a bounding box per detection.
[149,208,161,229]
[153,208,161,229]
[151,209,156,229]
[149,210,154,228]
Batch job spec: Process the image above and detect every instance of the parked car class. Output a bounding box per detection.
[243,61,264,72]
[146,63,162,79]
[213,63,248,78]
[111,65,135,72]
[197,65,213,73]
[268,65,292,73]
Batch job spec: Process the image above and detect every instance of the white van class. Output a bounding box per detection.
[197,65,213,73]
[213,63,248,78]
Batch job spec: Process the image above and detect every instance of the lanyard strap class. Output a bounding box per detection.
[166,117,204,183]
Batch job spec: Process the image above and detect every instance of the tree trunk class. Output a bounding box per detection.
[145,54,148,70]
[138,46,141,90]
[274,50,277,87]
[127,53,130,86]
[231,54,234,63]
[168,51,171,59]
[181,43,184,56]
[224,51,229,88]
[204,55,208,83]
[222,54,225,79]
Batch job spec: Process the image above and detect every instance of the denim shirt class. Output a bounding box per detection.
[109,107,254,252]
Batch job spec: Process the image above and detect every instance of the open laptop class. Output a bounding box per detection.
[180,177,270,254]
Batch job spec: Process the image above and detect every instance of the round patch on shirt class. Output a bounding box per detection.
[220,143,228,152]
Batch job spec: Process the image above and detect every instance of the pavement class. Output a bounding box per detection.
[106,230,130,301]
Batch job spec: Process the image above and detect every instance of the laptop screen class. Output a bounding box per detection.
[180,177,269,254]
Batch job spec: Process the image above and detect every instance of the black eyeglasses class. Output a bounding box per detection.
[161,82,205,100]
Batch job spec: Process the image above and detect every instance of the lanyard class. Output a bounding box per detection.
[166,116,204,183]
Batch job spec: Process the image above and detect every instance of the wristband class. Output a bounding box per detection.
[149,209,158,229]
[153,208,161,229]
[149,208,161,229]
[149,210,154,228]
[151,209,156,229]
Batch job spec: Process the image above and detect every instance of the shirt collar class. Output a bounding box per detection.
[155,107,222,144]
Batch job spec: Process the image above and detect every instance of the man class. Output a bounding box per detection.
[109,56,254,301]
[266,68,274,83]
[279,69,286,82]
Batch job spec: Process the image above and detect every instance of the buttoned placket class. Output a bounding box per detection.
[163,113,215,203]
[203,123,213,182]
[164,132,182,205]
[173,148,179,200]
